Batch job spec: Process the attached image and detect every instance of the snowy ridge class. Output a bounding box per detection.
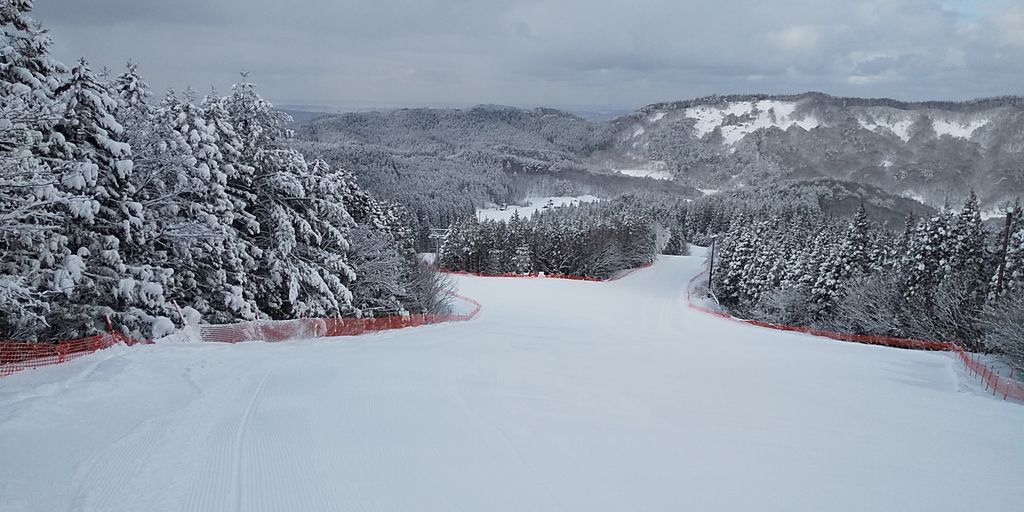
[632,97,997,146]
[621,99,822,147]
[854,107,990,141]
[677,100,820,144]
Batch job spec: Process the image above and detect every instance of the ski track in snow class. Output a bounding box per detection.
[1,251,1023,512]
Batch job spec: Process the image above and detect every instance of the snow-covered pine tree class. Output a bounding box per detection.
[150,89,262,323]
[809,223,847,319]
[662,220,689,256]
[345,225,411,316]
[0,0,73,338]
[902,210,955,303]
[714,219,758,308]
[951,192,988,284]
[507,211,533,273]
[890,212,916,271]
[940,192,990,341]
[221,80,358,319]
[438,217,483,272]
[50,58,175,338]
[845,204,874,276]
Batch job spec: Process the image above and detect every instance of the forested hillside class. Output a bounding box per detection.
[295,92,1024,216]
[438,196,662,279]
[709,193,1023,369]
[294,108,696,249]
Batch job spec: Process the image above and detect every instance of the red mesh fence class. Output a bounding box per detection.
[951,345,1024,402]
[0,331,147,377]
[0,295,481,377]
[687,269,1024,402]
[198,294,482,344]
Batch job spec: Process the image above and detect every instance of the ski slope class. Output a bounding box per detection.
[476,195,600,222]
[1,252,1022,512]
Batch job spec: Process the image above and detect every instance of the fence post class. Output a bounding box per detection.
[707,235,717,296]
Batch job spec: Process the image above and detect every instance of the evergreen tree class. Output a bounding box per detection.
[0,0,71,338]
[221,80,358,318]
[902,210,955,304]
[48,59,176,338]
[845,204,874,276]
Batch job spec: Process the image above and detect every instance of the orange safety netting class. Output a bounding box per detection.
[0,294,481,377]
[686,269,1024,402]
[0,331,147,377]
[199,294,481,344]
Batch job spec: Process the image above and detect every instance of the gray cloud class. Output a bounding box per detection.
[31,0,1024,110]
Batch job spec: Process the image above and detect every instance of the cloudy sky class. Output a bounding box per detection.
[31,0,1024,111]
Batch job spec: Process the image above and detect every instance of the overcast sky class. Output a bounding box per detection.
[31,0,1024,111]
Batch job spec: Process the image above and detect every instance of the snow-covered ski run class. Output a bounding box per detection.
[1,250,1021,512]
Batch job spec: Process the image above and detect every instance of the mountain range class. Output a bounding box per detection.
[295,92,1024,217]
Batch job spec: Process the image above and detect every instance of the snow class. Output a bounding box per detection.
[151,316,176,338]
[981,209,1010,221]
[114,159,134,174]
[2,253,1022,512]
[648,111,666,122]
[684,100,820,144]
[115,278,137,300]
[857,112,988,142]
[617,168,673,180]
[933,118,988,139]
[52,254,87,294]
[699,188,720,195]
[858,116,914,141]
[476,195,600,222]
[901,190,928,203]
[415,252,437,265]
[631,126,645,138]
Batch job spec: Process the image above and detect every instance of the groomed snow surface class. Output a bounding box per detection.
[476,195,600,222]
[2,251,1022,512]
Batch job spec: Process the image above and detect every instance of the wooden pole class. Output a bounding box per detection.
[708,236,717,294]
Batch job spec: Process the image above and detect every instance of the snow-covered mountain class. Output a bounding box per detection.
[626,98,995,147]
[604,93,1024,209]
[297,93,1023,212]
